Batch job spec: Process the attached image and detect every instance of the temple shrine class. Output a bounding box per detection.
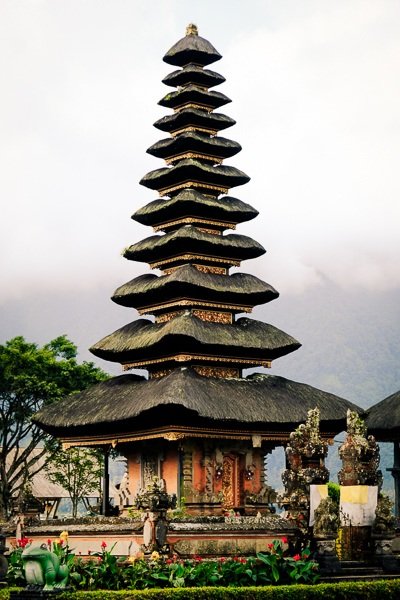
[34,25,360,517]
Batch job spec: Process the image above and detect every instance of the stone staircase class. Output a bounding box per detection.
[320,559,400,583]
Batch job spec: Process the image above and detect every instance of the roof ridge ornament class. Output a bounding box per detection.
[186,23,198,36]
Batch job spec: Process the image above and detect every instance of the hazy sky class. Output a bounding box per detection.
[1,1,399,319]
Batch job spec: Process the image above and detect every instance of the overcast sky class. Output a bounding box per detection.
[1,1,399,334]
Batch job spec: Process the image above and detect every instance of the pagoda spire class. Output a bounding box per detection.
[90,27,301,379]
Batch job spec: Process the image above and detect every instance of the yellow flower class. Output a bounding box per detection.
[151,550,160,560]
[59,530,69,544]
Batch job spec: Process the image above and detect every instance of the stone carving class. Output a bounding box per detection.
[21,544,69,590]
[313,497,339,538]
[338,410,382,487]
[135,477,176,554]
[280,408,329,529]
[373,494,395,536]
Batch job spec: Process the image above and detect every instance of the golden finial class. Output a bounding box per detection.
[186,23,198,36]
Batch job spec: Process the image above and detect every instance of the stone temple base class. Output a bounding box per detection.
[11,515,296,558]
[10,590,66,600]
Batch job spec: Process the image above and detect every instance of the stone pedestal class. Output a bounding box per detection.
[315,537,341,574]
[373,536,400,572]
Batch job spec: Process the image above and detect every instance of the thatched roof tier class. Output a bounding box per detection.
[147,133,241,162]
[123,226,265,268]
[366,390,400,441]
[33,368,362,439]
[111,264,279,311]
[154,109,235,135]
[89,312,300,366]
[132,190,257,229]
[139,160,249,196]
[159,86,231,111]
[162,65,225,89]
[163,27,222,68]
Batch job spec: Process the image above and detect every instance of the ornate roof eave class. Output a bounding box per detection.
[158,86,231,111]
[162,65,225,89]
[132,190,258,227]
[139,160,250,194]
[146,132,241,161]
[122,226,265,265]
[111,265,278,311]
[89,313,301,365]
[33,369,362,440]
[163,26,222,67]
[153,108,235,134]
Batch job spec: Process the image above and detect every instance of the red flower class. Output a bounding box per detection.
[293,554,301,561]
[281,536,288,544]
[219,557,226,562]
[240,558,247,564]
[101,541,107,549]
[166,559,172,564]
[268,543,273,549]
[47,539,52,547]
[17,537,29,548]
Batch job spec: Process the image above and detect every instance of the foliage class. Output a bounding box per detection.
[6,538,318,590]
[46,447,103,518]
[4,580,400,599]
[0,335,108,518]
[327,483,340,506]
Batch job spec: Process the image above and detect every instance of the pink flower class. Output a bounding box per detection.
[293,554,301,561]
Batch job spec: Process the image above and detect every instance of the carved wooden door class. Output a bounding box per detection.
[222,454,242,509]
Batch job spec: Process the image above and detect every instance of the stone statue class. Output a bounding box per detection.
[373,494,395,536]
[313,497,339,538]
[21,544,69,590]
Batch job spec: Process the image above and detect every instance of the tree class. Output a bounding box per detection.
[46,447,103,518]
[0,335,108,519]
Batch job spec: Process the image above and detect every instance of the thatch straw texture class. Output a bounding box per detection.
[162,65,225,89]
[89,312,300,363]
[154,108,235,133]
[163,32,222,67]
[111,264,278,309]
[133,189,257,226]
[147,132,241,161]
[123,225,265,264]
[366,390,400,440]
[33,368,362,435]
[159,86,231,110]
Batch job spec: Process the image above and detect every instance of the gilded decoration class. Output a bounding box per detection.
[186,23,198,36]
[165,154,224,166]
[153,217,233,233]
[156,311,182,323]
[163,432,185,441]
[159,181,229,197]
[222,455,236,509]
[138,299,251,316]
[174,104,214,113]
[151,254,240,270]
[193,365,239,378]
[193,264,227,275]
[122,354,272,370]
[196,227,221,236]
[192,309,232,324]
[170,126,218,138]
[150,369,174,379]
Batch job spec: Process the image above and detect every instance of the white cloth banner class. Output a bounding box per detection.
[339,485,378,526]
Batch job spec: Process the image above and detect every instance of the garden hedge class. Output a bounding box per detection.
[3,581,400,600]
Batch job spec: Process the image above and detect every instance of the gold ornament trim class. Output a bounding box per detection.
[162,264,228,275]
[153,217,235,232]
[165,153,223,165]
[158,181,229,197]
[121,354,272,370]
[174,103,213,113]
[171,126,218,138]
[150,254,240,269]
[137,299,252,315]
[193,365,239,378]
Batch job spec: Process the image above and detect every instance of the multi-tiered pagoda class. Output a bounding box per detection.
[35,26,360,514]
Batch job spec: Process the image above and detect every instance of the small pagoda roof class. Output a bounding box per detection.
[147,133,241,162]
[154,109,235,134]
[33,368,362,439]
[365,390,400,441]
[132,189,257,228]
[140,160,249,196]
[123,226,265,267]
[111,264,279,311]
[162,65,225,89]
[89,312,300,366]
[163,26,222,67]
[159,86,231,111]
